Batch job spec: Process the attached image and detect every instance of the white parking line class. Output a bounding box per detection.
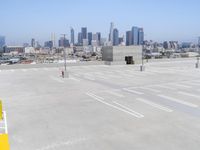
[158,94,198,108]
[140,87,161,93]
[86,93,144,118]
[136,98,173,112]
[93,73,109,80]
[154,85,176,90]
[43,68,49,71]
[22,69,27,72]
[69,77,81,82]
[123,88,144,95]
[84,75,95,81]
[3,111,8,134]
[178,91,200,99]
[169,83,192,89]
[184,82,200,86]
[106,90,125,98]
[112,101,144,118]
[50,76,64,83]
[32,68,39,71]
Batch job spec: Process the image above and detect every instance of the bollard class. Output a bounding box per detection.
[196,63,199,68]
[140,65,145,72]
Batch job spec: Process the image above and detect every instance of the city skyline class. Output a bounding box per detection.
[1,0,200,44]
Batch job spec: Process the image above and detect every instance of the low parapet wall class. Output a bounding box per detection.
[0,61,105,70]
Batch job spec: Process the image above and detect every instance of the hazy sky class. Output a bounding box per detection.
[0,0,200,45]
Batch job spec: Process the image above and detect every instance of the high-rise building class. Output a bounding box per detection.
[119,37,124,45]
[132,26,139,45]
[51,33,56,47]
[0,36,5,48]
[78,32,82,45]
[138,28,144,45]
[198,37,200,46]
[81,27,87,40]
[44,41,53,49]
[70,28,75,45]
[31,38,36,48]
[126,31,132,46]
[83,39,88,46]
[163,41,169,49]
[59,37,69,47]
[109,22,114,44]
[96,32,101,43]
[88,32,92,45]
[113,28,119,46]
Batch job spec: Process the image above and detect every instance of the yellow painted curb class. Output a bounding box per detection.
[0,134,10,150]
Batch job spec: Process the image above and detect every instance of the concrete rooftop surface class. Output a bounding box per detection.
[0,58,200,150]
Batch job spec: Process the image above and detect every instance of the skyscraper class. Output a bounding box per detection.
[44,41,53,49]
[0,36,5,48]
[96,32,101,42]
[31,38,36,48]
[198,37,200,46]
[88,32,92,45]
[113,28,119,46]
[78,32,82,45]
[81,27,87,40]
[132,26,139,45]
[109,22,114,44]
[138,28,144,45]
[51,33,56,47]
[58,37,69,47]
[70,28,75,45]
[126,31,132,46]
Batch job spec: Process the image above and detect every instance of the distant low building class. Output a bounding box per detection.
[25,47,35,54]
[5,46,24,54]
[102,46,142,65]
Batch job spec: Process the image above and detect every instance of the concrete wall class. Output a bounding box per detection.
[0,61,105,70]
[102,46,113,61]
[102,46,142,64]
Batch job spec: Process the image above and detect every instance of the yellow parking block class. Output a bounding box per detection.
[0,134,10,150]
[0,101,2,121]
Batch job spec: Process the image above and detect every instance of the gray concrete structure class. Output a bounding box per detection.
[1,58,200,150]
[102,46,142,65]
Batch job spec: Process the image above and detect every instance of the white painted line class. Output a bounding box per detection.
[136,98,173,112]
[169,83,191,89]
[32,68,39,71]
[86,93,144,118]
[178,91,200,99]
[84,75,95,81]
[154,85,176,90]
[22,69,27,72]
[112,101,144,118]
[140,87,161,93]
[106,91,125,98]
[185,82,200,86]
[3,111,8,134]
[158,94,198,108]
[93,73,109,80]
[123,88,144,95]
[44,68,49,71]
[10,69,15,72]
[69,77,80,82]
[50,76,64,83]
[73,73,81,77]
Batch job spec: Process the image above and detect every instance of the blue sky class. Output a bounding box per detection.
[0,0,200,45]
